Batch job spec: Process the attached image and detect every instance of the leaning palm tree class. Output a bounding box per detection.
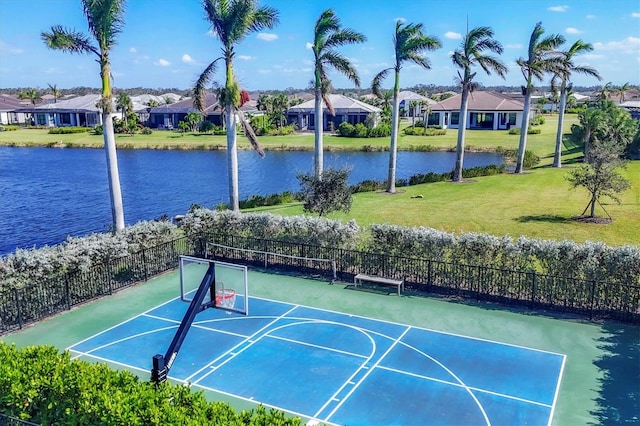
[372,21,441,193]
[194,0,279,211]
[312,9,366,178]
[514,22,565,174]
[451,26,507,182]
[551,40,601,168]
[42,0,126,231]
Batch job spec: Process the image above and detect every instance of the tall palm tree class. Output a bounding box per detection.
[514,22,565,174]
[451,26,507,182]
[194,0,279,211]
[18,88,42,105]
[47,83,61,103]
[116,92,133,124]
[616,82,630,103]
[596,82,612,103]
[42,0,126,232]
[372,21,441,193]
[551,40,600,168]
[312,9,366,178]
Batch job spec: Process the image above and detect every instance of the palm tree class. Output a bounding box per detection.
[194,0,279,211]
[551,40,601,168]
[256,93,271,130]
[18,88,42,105]
[596,82,612,103]
[116,92,133,124]
[42,0,126,232]
[616,82,630,103]
[514,22,565,174]
[312,9,366,178]
[47,83,61,103]
[372,21,441,193]
[451,26,507,182]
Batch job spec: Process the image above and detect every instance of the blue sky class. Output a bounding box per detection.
[0,0,638,91]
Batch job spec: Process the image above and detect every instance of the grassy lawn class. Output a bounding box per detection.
[2,115,638,246]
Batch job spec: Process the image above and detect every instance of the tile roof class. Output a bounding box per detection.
[287,94,381,113]
[430,91,525,111]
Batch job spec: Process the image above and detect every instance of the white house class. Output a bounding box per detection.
[286,94,381,131]
[429,91,526,130]
[397,91,437,118]
[15,94,119,127]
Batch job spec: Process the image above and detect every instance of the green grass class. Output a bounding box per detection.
[2,115,638,246]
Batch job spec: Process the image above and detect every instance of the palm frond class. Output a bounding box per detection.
[193,59,221,111]
[321,51,361,87]
[476,55,508,78]
[371,68,392,98]
[322,92,335,116]
[82,0,125,50]
[248,5,279,33]
[324,29,367,49]
[314,9,341,47]
[237,109,265,157]
[41,25,98,56]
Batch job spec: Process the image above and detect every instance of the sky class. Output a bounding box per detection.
[0,0,638,92]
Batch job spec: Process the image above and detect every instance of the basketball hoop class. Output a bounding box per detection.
[215,288,236,309]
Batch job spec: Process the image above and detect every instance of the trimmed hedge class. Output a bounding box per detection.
[0,343,300,425]
[47,127,90,134]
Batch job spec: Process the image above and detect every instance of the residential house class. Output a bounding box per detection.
[429,91,526,130]
[397,91,437,118]
[619,100,640,121]
[286,94,381,131]
[147,94,221,129]
[15,94,113,127]
[0,95,28,125]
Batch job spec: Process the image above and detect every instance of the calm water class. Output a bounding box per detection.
[0,146,502,255]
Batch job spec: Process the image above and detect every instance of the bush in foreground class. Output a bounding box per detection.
[0,343,300,425]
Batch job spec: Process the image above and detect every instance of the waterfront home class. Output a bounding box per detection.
[15,94,115,127]
[429,91,526,130]
[148,93,221,129]
[286,94,381,131]
[397,90,438,118]
[0,95,28,125]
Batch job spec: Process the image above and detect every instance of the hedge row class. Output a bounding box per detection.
[0,343,300,425]
[181,210,640,286]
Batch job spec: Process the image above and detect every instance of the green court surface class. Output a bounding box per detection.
[3,268,639,425]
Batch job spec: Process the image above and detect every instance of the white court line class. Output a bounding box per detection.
[548,354,568,426]
[267,333,369,359]
[66,294,184,351]
[69,350,152,376]
[377,364,553,408]
[184,304,300,383]
[73,325,178,358]
[251,295,566,357]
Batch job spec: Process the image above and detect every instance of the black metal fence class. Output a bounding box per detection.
[207,234,640,323]
[0,237,193,335]
[1,233,638,336]
[0,414,40,426]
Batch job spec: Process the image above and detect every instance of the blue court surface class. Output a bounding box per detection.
[69,295,566,425]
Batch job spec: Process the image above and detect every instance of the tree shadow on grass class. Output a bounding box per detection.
[516,214,570,224]
[589,322,640,425]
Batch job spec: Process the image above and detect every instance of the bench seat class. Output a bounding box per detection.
[354,273,404,296]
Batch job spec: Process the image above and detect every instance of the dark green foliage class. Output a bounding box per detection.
[0,125,20,131]
[298,168,353,216]
[0,343,300,425]
[407,165,506,185]
[403,127,447,136]
[239,192,298,209]
[530,115,545,126]
[48,126,89,134]
[141,127,153,135]
[498,148,540,169]
[199,120,217,133]
[508,127,541,135]
[336,122,391,138]
[92,124,103,135]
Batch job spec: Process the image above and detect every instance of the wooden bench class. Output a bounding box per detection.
[354,273,404,296]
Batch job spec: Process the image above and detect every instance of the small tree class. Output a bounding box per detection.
[297,168,352,216]
[186,112,202,132]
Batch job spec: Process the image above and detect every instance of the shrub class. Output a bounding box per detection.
[508,127,542,135]
[0,343,300,425]
[266,125,295,136]
[239,192,298,209]
[368,123,391,137]
[0,125,19,131]
[141,127,153,135]
[337,122,355,137]
[404,127,446,136]
[530,115,545,126]
[93,125,103,135]
[199,120,217,133]
[48,127,89,134]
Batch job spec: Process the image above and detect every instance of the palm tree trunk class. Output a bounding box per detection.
[515,88,532,174]
[226,104,239,211]
[454,86,470,182]
[314,86,323,178]
[102,113,125,232]
[553,86,568,168]
[387,73,401,193]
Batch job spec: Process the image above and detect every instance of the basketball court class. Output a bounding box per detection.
[67,258,566,426]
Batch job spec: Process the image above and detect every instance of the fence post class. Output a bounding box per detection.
[142,248,149,282]
[589,280,597,319]
[427,260,432,288]
[64,274,71,310]
[106,258,113,295]
[530,272,537,306]
[13,288,23,329]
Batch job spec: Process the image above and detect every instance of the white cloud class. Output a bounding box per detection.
[505,43,523,49]
[445,31,462,40]
[257,33,278,41]
[548,5,568,12]
[129,47,137,53]
[586,14,596,19]
[305,42,313,49]
[0,41,23,54]
[155,59,171,67]
[182,54,196,64]
[593,36,640,54]
[237,55,253,60]
[257,69,272,74]
[632,12,640,18]
[566,27,583,34]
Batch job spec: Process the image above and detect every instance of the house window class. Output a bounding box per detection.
[451,112,459,125]
[60,113,71,125]
[427,113,439,126]
[508,113,517,125]
[36,114,47,126]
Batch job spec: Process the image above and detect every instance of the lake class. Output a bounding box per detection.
[0,146,502,255]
